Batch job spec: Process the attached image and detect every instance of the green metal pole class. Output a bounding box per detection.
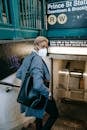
[40,0,46,36]
[9,0,20,39]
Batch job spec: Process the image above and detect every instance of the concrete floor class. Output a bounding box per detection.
[13,116,87,130]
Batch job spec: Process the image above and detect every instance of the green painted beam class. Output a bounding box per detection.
[9,0,19,27]
[0,28,15,39]
[14,29,40,39]
[47,28,87,39]
[0,27,40,40]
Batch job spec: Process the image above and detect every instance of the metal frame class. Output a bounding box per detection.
[0,0,46,40]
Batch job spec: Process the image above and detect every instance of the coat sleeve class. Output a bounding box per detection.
[16,56,29,80]
[16,65,23,79]
[31,56,49,98]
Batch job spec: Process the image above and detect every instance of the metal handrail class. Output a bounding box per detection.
[0,81,20,87]
[0,81,20,92]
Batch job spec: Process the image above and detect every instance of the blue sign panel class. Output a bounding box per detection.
[47,0,87,29]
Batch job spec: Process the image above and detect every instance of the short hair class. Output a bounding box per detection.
[34,36,48,48]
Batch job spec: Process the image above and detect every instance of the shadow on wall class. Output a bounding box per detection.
[0,41,33,80]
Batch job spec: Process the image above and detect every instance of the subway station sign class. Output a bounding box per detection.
[47,0,87,29]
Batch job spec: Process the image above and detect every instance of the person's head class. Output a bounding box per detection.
[34,36,48,57]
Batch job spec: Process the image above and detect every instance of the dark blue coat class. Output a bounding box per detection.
[16,51,50,118]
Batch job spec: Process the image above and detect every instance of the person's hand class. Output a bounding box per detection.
[49,91,52,100]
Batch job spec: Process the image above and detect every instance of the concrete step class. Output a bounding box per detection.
[52,118,87,130]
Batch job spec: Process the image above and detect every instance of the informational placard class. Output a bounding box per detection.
[47,0,87,29]
[49,40,87,47]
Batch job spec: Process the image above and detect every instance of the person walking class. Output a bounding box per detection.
[16,36,59,130]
